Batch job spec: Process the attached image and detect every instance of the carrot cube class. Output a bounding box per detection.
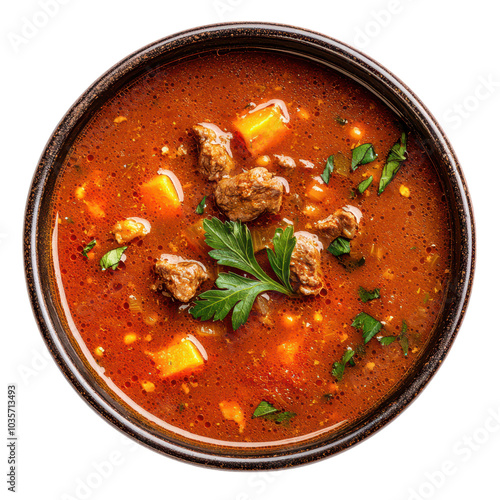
[141,175,180,210]
[234,103,288,154]
[306,178,328,202]
[149,339,204,378]
[219,400,245,433]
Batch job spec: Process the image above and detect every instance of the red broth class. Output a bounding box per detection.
[50,50,451,446]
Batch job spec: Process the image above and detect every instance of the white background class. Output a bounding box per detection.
[2,1,499,499]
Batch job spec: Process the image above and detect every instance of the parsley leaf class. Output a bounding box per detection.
[336,116,348,125]
[358,175,373,194]
[82,239,96,258]
[379,132,408,194]
[252,401,278,418]
[399,333,409,356]
[190,218,296,330]
[339,255,365,272]
[270,411,296,424]
[358,286,380,303]
[402,319,408,334]
[331,348,355,381]
[352,312,382,343]
[266,226,296,292]
[352,143,377,171]
[252,401,296,424]
[400,319,409,356]
[321,155,335,184]
[379,336,397,346]
[100,246,127,271]
[327,236,350,257]
[378,320,409,356]
[195,195,207,214]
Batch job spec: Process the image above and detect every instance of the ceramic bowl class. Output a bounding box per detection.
[24,22,475,469]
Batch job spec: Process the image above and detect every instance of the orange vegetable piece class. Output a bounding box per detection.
[306,178,328,202]
[83,200,106,218]
[219,400,245,433]
[149,339,204,378]
[234,103,288,154]
[141,175,180,210]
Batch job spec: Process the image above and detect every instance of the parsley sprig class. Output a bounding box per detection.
[379,132,408,194]
[189,218,296,330]
[252,401,296,424]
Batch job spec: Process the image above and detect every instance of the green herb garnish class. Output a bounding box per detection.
[100,246,127,271]
[82,239,96,258]
[338,255,366,272]
[189,218,296,330]
[336,116,348,125]
[358,286,380,303]
[351,143,377,171]
[379,132,408,194]
[327,237,350,257]
[379,320,409,356]
[195,195,207,215]
[321,155,335,184]
[331,348,355,381]
[252,401,296,424]
[400,320,409,356]
[379,336,397,346]
[352,312,382,344]
[358,175,373,194]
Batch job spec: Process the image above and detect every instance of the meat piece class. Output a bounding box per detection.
[315,208,359,240]
[152,255,208,302]
[193,123,234,181]
[112,218,150,244]
[214,167,283,222]
[274,154,296,168]
[289,232,323,296]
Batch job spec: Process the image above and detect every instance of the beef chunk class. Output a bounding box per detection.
[315,208,359,240]
[289,232,323,296]
[214,167,283,222]
[193,123,234,181]
[112,218,150,244]
[152,255,208,302]
[274,154,296,168]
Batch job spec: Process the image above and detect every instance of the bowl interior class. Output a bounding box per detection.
[24,23,474,469]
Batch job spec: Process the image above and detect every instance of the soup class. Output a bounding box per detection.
[50,50,451,447]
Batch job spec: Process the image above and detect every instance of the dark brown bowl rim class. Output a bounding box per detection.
[24,22,475,470]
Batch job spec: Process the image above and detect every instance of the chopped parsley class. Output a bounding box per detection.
[252,401,296,424]
[336,116,348,125]
[327,236,350,257]
[358,175,373,194]
[331,348,355,382]
[378,320,409,356]
[351,143,377,171]
[321,155,335,184]
[352,312,382,344]
[358,286,381,303]
[195,195,207,214]
[82,239,96,259]
[100,246,127,271]
[379,132,408,194]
